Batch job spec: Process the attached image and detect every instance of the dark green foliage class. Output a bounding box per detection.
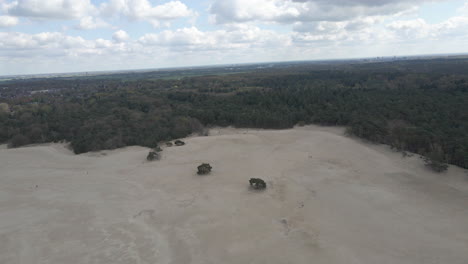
[425,158,448,172]
[8,134,29,148]
[423,148,449,172]
[249,178,267,190]
[1,58,467,169]
[197,163,212,175]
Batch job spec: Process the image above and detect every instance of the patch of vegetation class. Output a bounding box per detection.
[425,158,449,172]
[174,140,185,146]
[147,151,160,161]
[197,163,212,175]
[249,178,267,190]
[8,134,29,148]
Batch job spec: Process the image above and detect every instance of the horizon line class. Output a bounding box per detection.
[1,52,467,79]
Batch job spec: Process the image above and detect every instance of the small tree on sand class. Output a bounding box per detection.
[147,151,160,161]
[197,163,212,175]
[249,178,267,190]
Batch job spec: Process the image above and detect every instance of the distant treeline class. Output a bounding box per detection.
[0,59,467,169]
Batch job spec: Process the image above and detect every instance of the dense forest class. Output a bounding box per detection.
[0,58,467,169]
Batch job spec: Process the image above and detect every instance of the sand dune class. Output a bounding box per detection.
[0,126,467,264]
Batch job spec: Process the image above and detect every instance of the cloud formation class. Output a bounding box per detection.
[0,0,468,75]
[209,0,427,24]
[113,29,129,42]
[387,16,468,40]
[99,0,196,27]
[1,0,196,27]
[138,25,289,52]
[6,0,96,19]
[75,16,110,30]
[0,15,17,27]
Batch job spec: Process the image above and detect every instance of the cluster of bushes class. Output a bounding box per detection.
[195,162,267,190]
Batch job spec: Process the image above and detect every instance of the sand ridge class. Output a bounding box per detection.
[0,126,467,264]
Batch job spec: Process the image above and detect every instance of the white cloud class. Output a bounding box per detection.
[293,17,382,33]
[139,27,215,47]
[138,25,290,51]
[0,0,17,13]
[289,16,393,47]
[0,32,86,51]
[457,1,468,14]
[209,0,307,24]
[95,38,113,48]
[209,0,427,24]
[113,30,130,42]
[387,18,430,39]
[436,16,468,36]
[75,16,110,30]
[387,16,468,41]
[0,15,18,27]
[0,31,126,58]
[0,0,197,28]
[5,0,96,19]
[100,0,196,27]
[1,0,468,75]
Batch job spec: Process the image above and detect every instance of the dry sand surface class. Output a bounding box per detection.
[1,126,467,264]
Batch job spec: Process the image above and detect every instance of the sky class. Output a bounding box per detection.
[1,0,468,75]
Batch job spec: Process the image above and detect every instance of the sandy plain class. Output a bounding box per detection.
[0,126,467,264]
